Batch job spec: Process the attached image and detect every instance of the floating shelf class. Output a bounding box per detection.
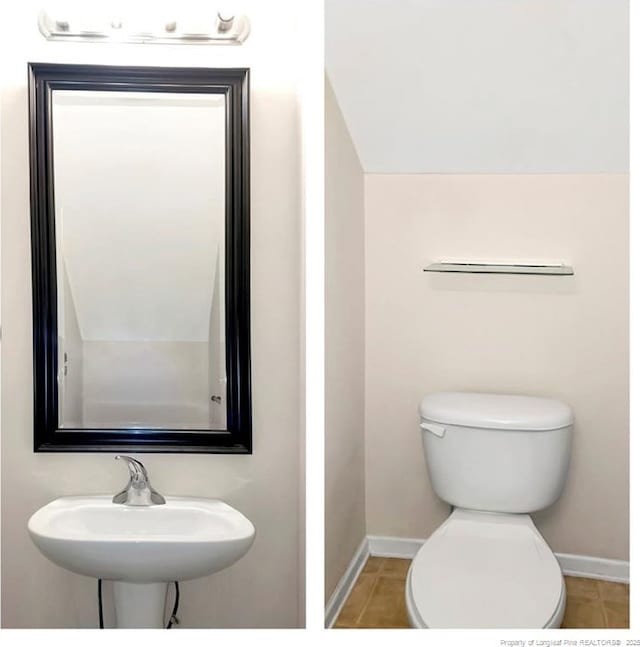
[424,262,574,276]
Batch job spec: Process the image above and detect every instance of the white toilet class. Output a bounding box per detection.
[406,392,573,629]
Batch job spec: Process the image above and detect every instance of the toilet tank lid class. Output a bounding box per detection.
[419,392,573,431]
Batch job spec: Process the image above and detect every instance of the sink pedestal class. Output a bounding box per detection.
[113,582,169,628]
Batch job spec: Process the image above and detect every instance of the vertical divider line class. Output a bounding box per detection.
[298,0,325,631]
[628,0,637,629]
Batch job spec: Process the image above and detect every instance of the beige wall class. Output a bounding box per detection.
[1,1,303,628]
[324,78,366,601]
[364,174,629,561]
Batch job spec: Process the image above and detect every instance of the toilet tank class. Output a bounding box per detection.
[419,392,573,514]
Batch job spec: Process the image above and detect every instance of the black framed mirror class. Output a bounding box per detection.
[28,63,251,453]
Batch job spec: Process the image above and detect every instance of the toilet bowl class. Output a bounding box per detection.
[405,509,566,628]
[409,392,573,629]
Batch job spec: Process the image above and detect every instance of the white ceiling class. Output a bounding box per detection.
[326,0,629,174]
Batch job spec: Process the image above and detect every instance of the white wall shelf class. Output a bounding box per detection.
[424,262,574,276]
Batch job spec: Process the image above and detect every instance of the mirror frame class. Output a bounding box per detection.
[28,62,251,453]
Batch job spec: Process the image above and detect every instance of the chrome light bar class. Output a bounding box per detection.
[38,9,251,45]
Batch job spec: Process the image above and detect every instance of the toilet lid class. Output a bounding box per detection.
[408,510,563,628]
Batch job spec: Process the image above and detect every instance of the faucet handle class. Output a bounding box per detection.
[115,455,149,483]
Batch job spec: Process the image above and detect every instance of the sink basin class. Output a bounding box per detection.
[28,495,255,627]
[28,495,255,582]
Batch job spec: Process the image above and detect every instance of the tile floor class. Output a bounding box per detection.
[333,557,630,629]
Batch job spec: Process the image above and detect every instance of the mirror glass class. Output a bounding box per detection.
[51,90,227,431]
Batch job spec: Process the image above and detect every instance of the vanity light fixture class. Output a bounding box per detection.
[38,8,250,44]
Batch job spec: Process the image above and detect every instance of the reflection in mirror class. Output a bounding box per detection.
[52,91,226,430]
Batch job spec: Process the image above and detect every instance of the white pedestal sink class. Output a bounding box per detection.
[28,496,255,628]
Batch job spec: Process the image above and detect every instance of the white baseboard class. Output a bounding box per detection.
[368,535,424,559]
[555,553,629,583]
[368,535,630,583]
[325,536,369,628]
[326,535,630,627]
[369,535,629,583]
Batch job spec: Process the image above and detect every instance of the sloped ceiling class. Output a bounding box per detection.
[326,0,629,173]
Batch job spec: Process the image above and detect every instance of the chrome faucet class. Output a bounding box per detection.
[112,455,166,506]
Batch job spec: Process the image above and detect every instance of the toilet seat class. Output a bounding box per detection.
[406,509,565,629]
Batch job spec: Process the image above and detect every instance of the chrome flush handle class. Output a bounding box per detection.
[112,455,166,506]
